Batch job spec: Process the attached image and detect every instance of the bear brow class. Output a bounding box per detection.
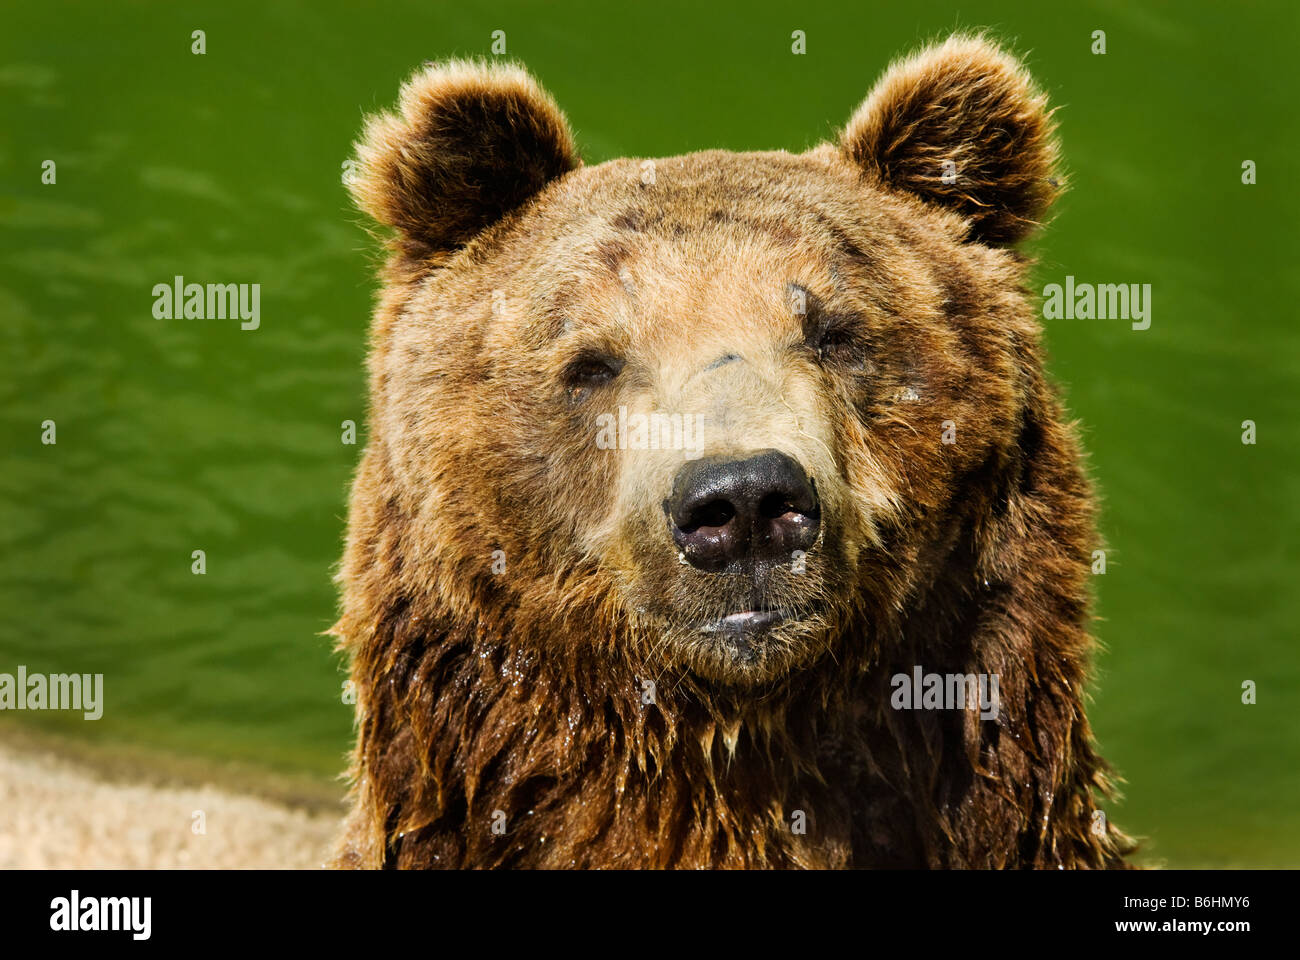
[811,213,878,271]
[790,282,826,328]
[517,284,577,349]
[591,237,633,272]
[524,308,567,347]
[789,283,869,338]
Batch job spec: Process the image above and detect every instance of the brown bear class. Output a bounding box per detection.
[331,34,1134,868]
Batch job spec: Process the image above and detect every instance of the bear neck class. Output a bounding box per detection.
[346,557,1020,869]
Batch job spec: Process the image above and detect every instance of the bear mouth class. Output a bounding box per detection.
[630,596,827,679]
[627,560,837,678]
[694,608,792,668]
[699,608,786,635]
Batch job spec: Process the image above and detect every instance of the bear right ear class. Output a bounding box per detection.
[350,60,580,259]
[838,35,1061,246]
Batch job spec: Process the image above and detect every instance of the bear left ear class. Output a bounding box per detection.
[839,35,1061,246]
[350,59,580,259]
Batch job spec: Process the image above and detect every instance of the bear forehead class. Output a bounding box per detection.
[520,147,957,258]
[465,148,970,343]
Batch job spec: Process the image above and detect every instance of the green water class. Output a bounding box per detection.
[2,1,1296,866]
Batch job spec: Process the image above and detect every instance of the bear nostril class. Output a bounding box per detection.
[758,492,798,520]
[683,499,735,532]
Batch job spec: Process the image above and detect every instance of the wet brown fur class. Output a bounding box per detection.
[332,36,1134,869]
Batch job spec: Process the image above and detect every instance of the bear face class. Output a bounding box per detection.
[336,36,1131,869]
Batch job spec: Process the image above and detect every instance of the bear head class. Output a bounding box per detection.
[335,35,1129,869]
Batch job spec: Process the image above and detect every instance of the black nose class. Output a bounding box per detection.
[664,449,820,573]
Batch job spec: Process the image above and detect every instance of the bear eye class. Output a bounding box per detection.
[814,324,868,369]
[797,290,870,370]
[562,353,623,401]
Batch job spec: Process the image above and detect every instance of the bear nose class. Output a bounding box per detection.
[665,450,820,573]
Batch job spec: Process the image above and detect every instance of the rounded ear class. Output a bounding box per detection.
[839,35,1062,246]
[350,59,579,258]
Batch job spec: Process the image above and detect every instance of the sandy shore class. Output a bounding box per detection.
[0,741,344,869]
